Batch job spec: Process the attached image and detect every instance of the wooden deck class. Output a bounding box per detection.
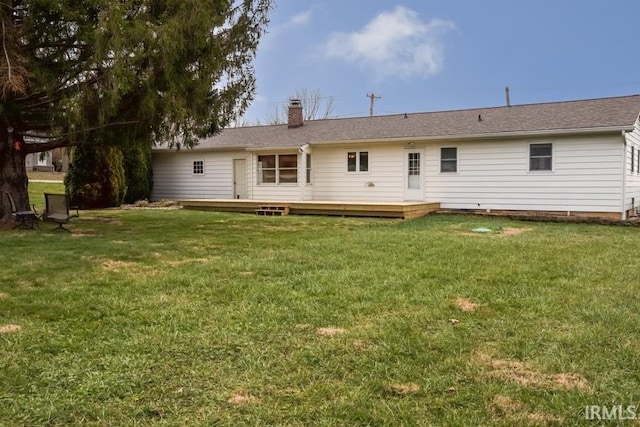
[180,199,440,220]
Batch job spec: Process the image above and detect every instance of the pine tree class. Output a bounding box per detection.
[65,145,126,208]
[0,0,272,222]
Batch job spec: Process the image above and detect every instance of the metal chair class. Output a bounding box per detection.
[44,193,78,232]
[4,191,39,229]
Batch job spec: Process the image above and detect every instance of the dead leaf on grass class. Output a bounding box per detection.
[449,318,460,325]
[316,327,346,337]
[0,324,22,334]
[491,395,564,425]
[386,382,420,395]
[475,353,590,391]
[455,297,481,312]
[0,292,8,300]
[239,271,254,276]
[227,392,257,406]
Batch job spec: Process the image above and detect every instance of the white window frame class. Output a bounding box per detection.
[306,153,312,185]
[257,153,298,185]
[346,150,370,173]
[192,160,205,175]
[440,147,458,173]
[529,142,553,172]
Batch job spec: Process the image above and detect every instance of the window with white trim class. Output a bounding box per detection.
[347,151,369,172]
[440,147,457,173]
[529,143,552,171]
[633,146,635,173]
[193,160,204,175]
[258,154,298,184]
[306,153,312,184]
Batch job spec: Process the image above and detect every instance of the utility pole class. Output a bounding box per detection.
[366,92,381,117]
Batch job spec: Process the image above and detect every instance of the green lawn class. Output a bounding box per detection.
[27,180,66,213]
[1,208,639,425]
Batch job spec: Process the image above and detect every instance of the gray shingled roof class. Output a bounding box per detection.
[165,95,640,151]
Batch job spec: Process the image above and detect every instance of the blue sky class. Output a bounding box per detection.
[242,0,640,123]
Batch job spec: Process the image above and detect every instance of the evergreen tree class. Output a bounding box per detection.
[65,145,126,209]
[0,1,272,222]
[122,142,153,204]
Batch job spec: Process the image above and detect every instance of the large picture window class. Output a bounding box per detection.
[529,143,552,171]
[347,151,369,172]
[258,154,298,184]
[440,147,457,173]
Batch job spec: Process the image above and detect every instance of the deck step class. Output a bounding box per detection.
[255,205,289,216]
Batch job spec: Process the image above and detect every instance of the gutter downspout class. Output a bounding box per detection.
[621,130,628,220]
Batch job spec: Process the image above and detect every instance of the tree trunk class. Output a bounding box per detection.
[0,129,30,225]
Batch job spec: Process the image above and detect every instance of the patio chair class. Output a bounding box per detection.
[4,191,39,229]
[44,193,79,232]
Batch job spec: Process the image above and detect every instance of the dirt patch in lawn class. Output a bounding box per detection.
[455,297,481,312]
[227,392,257,406]
[0,292,8,300]
[120,199,181,209]
[0,324,22,334]
[490,395,563,425]
[475,353,590,392]
[316,327,347,337]
[70,231,101,237]
[499,227,531,237]
[386,382,420,396]
[451,224,531,238]
[96,258,159,278]
[162,258,211,267]
[352,339,372,352]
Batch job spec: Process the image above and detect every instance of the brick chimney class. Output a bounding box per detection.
[288,99,303,128]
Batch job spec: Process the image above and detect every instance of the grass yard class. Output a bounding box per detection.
[26,180,66,213]
[1,206,640,425]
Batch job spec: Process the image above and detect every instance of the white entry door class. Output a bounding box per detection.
[404,150,423,201]
[233,159,247,199]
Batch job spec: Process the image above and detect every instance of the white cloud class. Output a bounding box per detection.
[261,9,313,50]
[269,9,313,37]
[322,6,455,80]
[286,10,312,28]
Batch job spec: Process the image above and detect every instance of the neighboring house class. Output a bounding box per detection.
[151,95,640,220]
[25,147,70,172]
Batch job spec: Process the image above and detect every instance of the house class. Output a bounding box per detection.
[25,147,70,172]
[151,95,640,220]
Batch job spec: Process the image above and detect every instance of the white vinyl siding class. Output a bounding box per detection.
[427,135,623,213]
[624,123,640,214]
[151,151,248,200]
[313,145,405,202]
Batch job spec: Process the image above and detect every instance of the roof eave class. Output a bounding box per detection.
[245,146,302,152]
